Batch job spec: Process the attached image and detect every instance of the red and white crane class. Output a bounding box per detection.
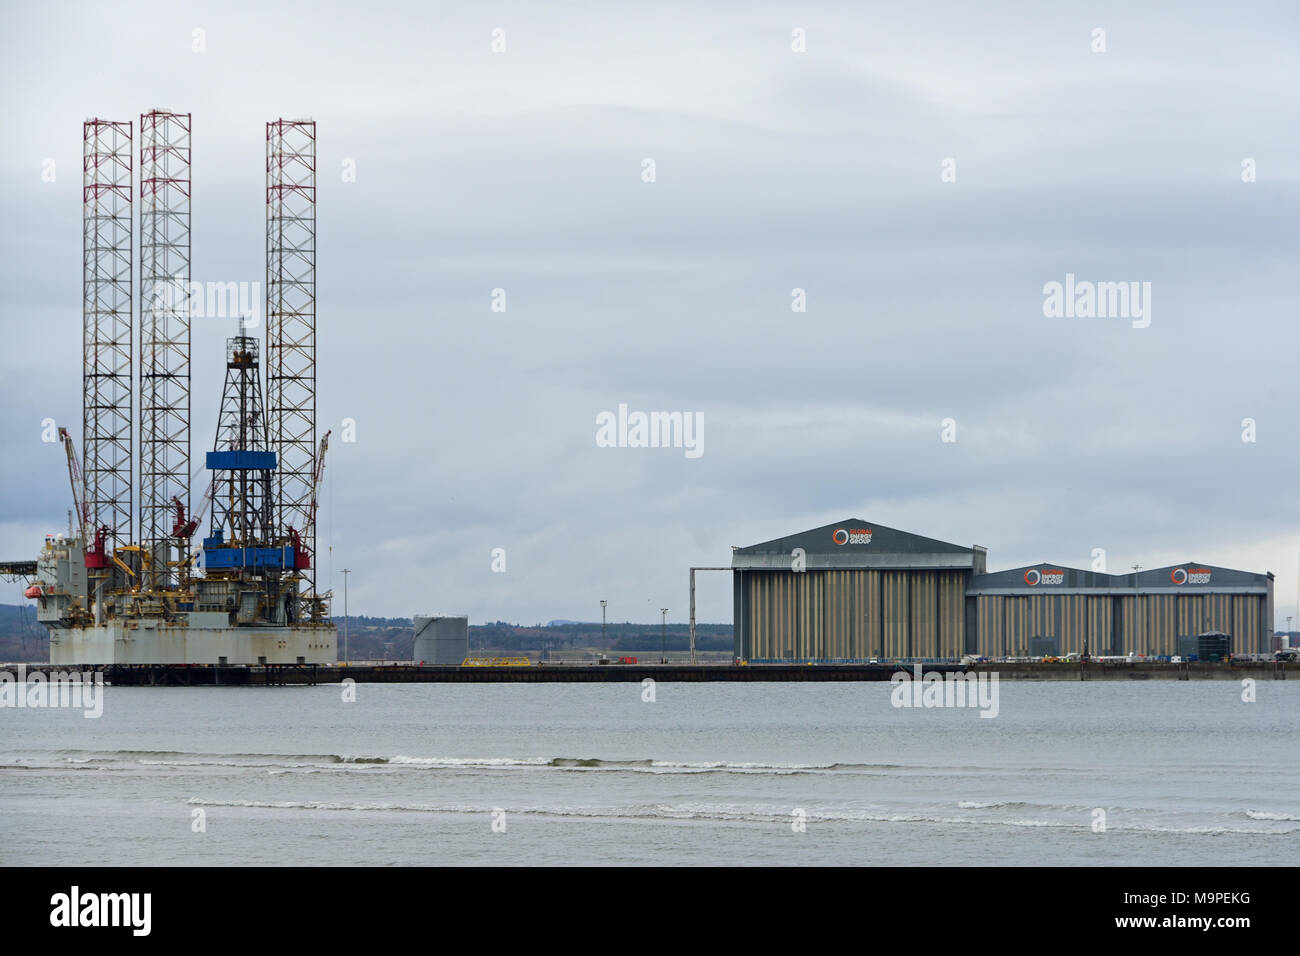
[56,427,88,547]
[286,430,330,570]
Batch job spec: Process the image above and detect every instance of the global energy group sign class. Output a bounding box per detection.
[832,527,873,545]
[1171,567,1211,585]
[1024,568,1064,585]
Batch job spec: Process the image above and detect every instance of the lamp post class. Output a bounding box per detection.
[341,568,351,663]
[660,608,668,663]
[600,599,607,650]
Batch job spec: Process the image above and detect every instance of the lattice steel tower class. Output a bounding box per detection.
[138,110,192,588]
[82,119,134,551]
[211,336,274,548]
[265,119,317,593]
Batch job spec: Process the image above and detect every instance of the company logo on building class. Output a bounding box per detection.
[1024,568,1064,585]
[1171,567,1211,585]
[833,527,873,545]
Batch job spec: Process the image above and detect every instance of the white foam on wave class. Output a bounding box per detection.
[1245,810,1300,822]
[387,755,549,767]
[179,796,1300,834]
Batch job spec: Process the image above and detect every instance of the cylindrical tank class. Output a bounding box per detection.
[413,614,468,665]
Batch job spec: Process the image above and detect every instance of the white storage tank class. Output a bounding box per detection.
[413,615,469,665]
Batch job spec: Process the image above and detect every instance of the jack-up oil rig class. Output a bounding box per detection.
[1,112,337,665]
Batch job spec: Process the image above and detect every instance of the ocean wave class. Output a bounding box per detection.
[183,797,871,823]
[52,749,354,764]
[18,747,1292,778]
[1244,810,1300,822]
[21,750,1074,775]
[180,797,1300,834]
[387,755,547,767]
[66,750,917,775]
[957,800,1101,812]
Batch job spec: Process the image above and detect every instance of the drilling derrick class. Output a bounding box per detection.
[210,336,274,553]
[201,336,301,628]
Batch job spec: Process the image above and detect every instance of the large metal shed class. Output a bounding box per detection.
[727,518,1274,661]
[730,519,986,661]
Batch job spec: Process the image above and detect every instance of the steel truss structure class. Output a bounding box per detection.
[265,119,318,594]
[212,336,274,547]
[82,119,134,551]
[138,110,192,587]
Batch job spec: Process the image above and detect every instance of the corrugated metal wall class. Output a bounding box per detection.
[881,571,907,658]
[976,594,1113,656]
[823,569,878,659]
[1087,597,1114,655]
[938,575,964,659]
[971,592,1265,657]
[742,572,1270,659]
[975,595,998,657]
[1231,595,1264,654]
[741,569,966,660]
[1006,597,1029,655]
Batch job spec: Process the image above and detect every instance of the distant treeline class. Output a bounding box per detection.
[339,619,732,660]
[0,605,732,662]
[0,604,48,662]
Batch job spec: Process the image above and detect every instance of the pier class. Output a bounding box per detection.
[1,659,1292,685]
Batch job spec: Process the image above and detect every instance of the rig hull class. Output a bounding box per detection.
[48,622,336,666]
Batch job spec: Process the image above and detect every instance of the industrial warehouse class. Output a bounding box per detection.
[730,519,1275,662]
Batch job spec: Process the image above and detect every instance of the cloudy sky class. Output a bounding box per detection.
[1,1,1298,626]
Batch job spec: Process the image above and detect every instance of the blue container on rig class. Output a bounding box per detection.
[201,449,294,570]
[206,450,277,471]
